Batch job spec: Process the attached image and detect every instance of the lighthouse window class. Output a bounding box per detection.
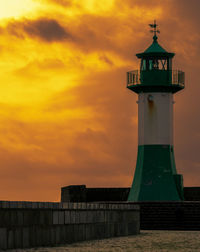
[160,59,167,70]
[153,59,159,69]
[141,59,146,70]
[146,59,168,70]
[149,60,153,70]
[141,59,169,71]
[168,59,172,70]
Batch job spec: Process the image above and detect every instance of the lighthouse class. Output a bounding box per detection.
[127,21,185,201]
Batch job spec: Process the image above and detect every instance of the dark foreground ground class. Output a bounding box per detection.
[7,230,200,252]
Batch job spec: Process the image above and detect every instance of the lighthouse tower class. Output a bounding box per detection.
[127,21,185,201]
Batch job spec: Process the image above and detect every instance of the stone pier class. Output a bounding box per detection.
[0,201,140,250]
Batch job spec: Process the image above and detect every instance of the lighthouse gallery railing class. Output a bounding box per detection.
[127,70,185,87]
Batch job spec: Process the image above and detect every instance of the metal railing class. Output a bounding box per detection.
[127,70,140,85]
[127,70,185,87]
[172,70,185,86]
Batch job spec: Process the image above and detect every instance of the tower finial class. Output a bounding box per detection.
[149,20,160,42]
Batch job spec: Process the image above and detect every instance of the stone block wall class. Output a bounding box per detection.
[131,201,200,230]
[0,201,140,250]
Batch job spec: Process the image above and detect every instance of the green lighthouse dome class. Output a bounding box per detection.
[136,35,174,58]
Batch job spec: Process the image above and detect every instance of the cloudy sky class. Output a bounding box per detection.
[0,0,199,201]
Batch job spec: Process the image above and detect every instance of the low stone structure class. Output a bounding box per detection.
[183,187,200,201]
[61,185,130,202]
[61,185,200,231]
[61,185,200,202]
[0,201,140,250]
[132,201,200,230]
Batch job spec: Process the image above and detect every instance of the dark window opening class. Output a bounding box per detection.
[141,58,169,71]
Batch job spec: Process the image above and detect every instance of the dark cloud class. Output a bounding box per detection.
[2,17,72,43]
[23,18,71,42]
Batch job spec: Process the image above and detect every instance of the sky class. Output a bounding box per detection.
[0,0,199,201]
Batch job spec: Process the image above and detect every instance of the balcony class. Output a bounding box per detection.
[127,70,185,93]
[127,70,141,85]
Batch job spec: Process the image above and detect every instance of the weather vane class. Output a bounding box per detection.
[149,20,160,40]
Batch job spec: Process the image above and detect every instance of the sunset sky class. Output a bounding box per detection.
[0,0,199,201]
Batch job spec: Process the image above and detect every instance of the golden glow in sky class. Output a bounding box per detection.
[0,0,39,19]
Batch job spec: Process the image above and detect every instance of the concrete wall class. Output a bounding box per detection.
[0,201,140,250]
[61,185,200,202]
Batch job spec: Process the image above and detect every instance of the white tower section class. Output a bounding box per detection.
[138,92,173,146]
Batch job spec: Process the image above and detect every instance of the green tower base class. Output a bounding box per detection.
[128,145,184,201]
